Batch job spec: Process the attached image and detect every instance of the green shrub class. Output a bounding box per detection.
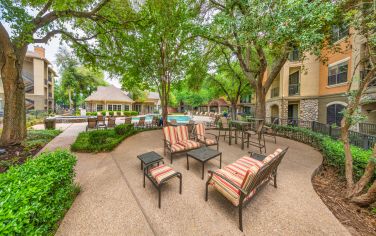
[131,111,138,116]
[75,110,80,116]
[24,129,62,151]
[114,124,133,135]
[116,111,121,116]
[124,111,132,117]
[271,125,375,180]
[101,111,106,116]
[109,111,114,116]
[0,150,78,235]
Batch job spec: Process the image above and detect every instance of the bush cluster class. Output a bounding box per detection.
[114,124,133,135]
[271,125,374,180]
[0,150,78,235]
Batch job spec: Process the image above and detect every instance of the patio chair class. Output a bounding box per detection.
[97,115,107,129]
[150,116,159,127]
[124,117,132,125]
[206,147,289,231]
[108,116,116,128]
[163,126,201,163]
[244,122,266,153]
[194,123,219,150]
[218,117,235,141]
[263,118,278,144]
[136,116,146,129]
[86,117,98,131]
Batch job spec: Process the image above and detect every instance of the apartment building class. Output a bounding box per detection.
[264,26,376,125]
[0,47,55,113]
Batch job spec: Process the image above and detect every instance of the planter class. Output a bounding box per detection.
[44,118,56,130]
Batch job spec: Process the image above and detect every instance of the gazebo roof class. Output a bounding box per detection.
[208,98,230,107]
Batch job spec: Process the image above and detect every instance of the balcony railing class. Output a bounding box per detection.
[48,93,52,98]
[48,75,52,82]
[271,87,279,98]
[44,79,48,85]
[288,84,300,96]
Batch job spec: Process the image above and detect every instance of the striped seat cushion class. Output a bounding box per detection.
[262,148,283,164]
[195,123,205,136]
[176,125,189,142]
[225,156,263,178]
[163,126,178,145]
[210,169,243,206]
[171,143,186,153]
[178,140,201,150]
[199,137,216,145]
[149,164,177,184]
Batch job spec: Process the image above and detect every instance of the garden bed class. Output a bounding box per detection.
[0,129,62,173]
[313,166,376,236]
[71,124,160,152]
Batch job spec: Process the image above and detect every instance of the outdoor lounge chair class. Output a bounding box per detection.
[86,117,98,131]
[194,123,219,150]
[206,147,289,231]
[124,117,132,124]
[97,115,107,129]
[163,126,201,163]
[108,116,116,128]
[136,116,146,128]
[263,118,278,144]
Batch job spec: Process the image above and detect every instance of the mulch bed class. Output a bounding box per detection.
[0,145,41,173]
[312,165,376,236]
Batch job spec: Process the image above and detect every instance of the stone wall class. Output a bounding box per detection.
[300,99,318,121]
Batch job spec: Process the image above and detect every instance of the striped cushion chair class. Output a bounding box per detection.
[195,123,219,150]
[206,147,289,231]
[145,164,182,208]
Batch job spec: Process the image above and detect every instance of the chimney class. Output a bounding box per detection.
[34,46,45,58]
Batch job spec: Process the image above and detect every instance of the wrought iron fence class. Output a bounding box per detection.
[265,117,375,150]
[359,122,376,135]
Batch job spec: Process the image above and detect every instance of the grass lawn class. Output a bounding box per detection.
[71,124,159,152]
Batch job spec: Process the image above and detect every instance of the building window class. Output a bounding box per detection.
[124,105,130,111]
[240,94,251,103]
[289,48,300,61]
[328,62,348,86]
[97,104,103,111]
[108,104,122,111]
[134,104,142,113]
[288,71,300,95]
[327,104,345,126]
[331,24,349,43]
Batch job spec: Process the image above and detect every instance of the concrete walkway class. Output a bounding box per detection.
[52,129,350,235]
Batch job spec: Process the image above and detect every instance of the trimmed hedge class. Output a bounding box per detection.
[0,150,78,235]
[271,125,374,180]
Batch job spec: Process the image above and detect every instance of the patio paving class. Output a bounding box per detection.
[55,128,351,235]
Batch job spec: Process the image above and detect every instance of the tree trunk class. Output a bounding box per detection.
[255,85,266,120]
[341,121,355,192]
[0,50,27,145]
[161,78,168,126]
[231,102,237,120]
[350,180,376,207]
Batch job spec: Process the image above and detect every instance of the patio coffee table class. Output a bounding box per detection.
[137,151,164,170]
[186,147,222,180]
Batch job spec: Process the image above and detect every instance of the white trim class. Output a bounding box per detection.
[328,57,350,67]
[326,101,347,107]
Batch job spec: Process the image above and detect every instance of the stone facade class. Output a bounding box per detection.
[299,99,319,121]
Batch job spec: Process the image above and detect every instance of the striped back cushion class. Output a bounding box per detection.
[163,126,178,145]
[241,165,260,189]
[195,123,205,137]
[176,125,189,142]
[262,148,283,164]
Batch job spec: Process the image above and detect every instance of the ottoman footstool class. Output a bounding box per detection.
[144,163,182,208]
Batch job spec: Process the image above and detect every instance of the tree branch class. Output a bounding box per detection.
[264,50,290,91]
[33,29,106,44]
[33,0,111,29]
[36,0,53,18]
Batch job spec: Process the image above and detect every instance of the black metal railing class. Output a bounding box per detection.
[48,75,52,82]
[271,87,279,98]
[359,122,376,135]
[288,84,300,96]
[265,117,376,150]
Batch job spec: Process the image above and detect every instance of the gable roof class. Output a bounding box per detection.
[147,92,159,100]
[85,85,134,103]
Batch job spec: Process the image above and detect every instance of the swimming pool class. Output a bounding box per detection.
[132,115,191,123]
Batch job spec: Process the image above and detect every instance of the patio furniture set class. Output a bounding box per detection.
[138,119,288,231]
[86,115,117,131]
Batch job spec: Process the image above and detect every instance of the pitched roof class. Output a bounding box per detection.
[85,85,134,103]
